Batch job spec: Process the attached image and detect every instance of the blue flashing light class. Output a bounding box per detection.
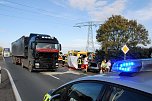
[112,60,142,73]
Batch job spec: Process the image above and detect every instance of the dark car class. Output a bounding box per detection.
[87,62,100,72]
[43,59,152,101]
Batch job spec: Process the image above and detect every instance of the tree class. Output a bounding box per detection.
[96,15,151,55]
[0,46,3,55]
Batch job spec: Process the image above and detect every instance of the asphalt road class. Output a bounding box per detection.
[4,57,97,101]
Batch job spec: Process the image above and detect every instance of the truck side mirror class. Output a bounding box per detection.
[59,44,61,51]
[31,42,35,50]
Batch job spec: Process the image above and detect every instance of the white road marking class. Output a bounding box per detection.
[3,68,22,101]
[50,75,60,80]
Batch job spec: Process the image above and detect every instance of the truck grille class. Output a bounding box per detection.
[35,52,58,68]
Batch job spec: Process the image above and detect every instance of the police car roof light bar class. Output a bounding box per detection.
[112,58,152,76]
[112,60,142,73]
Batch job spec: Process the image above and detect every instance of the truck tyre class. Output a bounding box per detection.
[12,57,15,64]
[28,62,33,72]
[51,69,57,72]
[14,58,17,65]
[21,62,25,68]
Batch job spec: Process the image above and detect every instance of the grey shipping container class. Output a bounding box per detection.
[11,36,28,57]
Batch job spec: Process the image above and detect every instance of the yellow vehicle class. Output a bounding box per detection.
[67,50,79,56]
[77,51,88,58]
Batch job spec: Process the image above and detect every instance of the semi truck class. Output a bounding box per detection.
[11,33,61,72]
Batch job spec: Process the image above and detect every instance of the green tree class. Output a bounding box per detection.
[96,15,151,55]
[0,46,3,55]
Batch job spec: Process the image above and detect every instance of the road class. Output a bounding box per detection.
[4,57,97,101]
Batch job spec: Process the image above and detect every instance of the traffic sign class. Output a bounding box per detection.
[121,45,129,54]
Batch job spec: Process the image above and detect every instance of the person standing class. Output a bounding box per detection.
[78,55,82,69]
[83,56,88,72]
[106,60,111,72]
[100,59,107,73]
[62,54,66,67]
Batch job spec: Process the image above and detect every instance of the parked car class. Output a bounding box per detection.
[87,62,100,72]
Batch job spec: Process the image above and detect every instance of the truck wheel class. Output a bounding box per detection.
[51,69,56,72]
[21,62,25,68]
[12,57,15,64]
[28,62,33,72]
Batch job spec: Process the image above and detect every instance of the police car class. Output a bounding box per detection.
[43,59,152,101]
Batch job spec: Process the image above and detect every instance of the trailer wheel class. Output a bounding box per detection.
[12,57,16,64]
[28,62,33,72]
[12,57,15,64]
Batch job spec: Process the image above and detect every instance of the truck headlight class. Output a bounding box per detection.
[56,63,59,67]
[35,63,40,68]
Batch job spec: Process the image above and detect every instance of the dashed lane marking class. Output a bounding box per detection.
[50,75,60,80]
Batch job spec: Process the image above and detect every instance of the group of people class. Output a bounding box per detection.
[62,54,112,74]
[100,59,111,73]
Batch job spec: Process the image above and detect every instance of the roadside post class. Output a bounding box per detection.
[121,45,129,60]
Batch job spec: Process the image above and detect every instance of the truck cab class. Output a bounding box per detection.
[12,33,61,72]
[27,34,61,71]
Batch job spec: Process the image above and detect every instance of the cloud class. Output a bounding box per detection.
[126,2,152,21]
[69,0,95,10]
[50,0,68,8]
[0,1,9,4]
[69,0,127,21]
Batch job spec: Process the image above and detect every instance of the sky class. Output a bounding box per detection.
[0,0,152,54]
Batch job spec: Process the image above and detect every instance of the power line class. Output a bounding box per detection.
[0,13,36,21]
[74,21,102,52]
[0,3,42,15]
[4,0,53,13]
[1,0,79,21]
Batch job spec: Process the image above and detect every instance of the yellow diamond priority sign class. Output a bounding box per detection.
[121,45,129,54]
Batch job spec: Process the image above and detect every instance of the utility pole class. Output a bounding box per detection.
[74,21,102,52]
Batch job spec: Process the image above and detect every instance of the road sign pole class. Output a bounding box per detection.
[124,54,126,60]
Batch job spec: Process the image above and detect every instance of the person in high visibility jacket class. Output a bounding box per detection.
[43,93,51,101]
[78,55,83,68]
[100,59,107,73]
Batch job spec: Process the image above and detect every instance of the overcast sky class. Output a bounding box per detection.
[0,0,152,53]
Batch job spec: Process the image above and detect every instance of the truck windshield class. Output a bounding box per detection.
[36,43,59,50]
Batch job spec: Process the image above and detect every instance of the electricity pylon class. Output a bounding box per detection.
[74,21,102,52]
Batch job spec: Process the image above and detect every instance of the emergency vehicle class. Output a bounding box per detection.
[67,50,79,56]
[44,58,152,101]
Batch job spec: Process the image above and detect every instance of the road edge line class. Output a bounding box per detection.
[3,68,22,101]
